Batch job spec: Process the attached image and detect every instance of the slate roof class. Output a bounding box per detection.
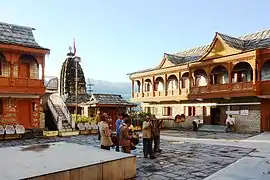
[0,22,48,50]
[65,94,91,104]
[86,94,137,107]
[129,29,270,75]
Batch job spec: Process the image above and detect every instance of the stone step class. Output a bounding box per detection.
[58,130,79,137]
[198,125,227,132]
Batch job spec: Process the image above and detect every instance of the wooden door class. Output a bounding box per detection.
[261,99,270,132]
[19,63,29,78]
[18,100,31,128]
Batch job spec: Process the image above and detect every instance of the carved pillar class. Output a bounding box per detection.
[206,67,211,85]
[131,79,134,98]
[189,69,193,94]
[10,62,14,79]
[228,62,232,84]
[257,63,261,81]
[251,58,256,84]
[178,72,181,95]
[164,74,167,96]
[152,76,155,97]
[141,78,144,97]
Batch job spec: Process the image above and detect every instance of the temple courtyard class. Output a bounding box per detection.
[1,131,270,180]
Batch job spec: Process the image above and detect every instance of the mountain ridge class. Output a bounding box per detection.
[87,79,131,100]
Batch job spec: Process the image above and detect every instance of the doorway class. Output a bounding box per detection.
[18,100,31,128]
[210,107,221,125]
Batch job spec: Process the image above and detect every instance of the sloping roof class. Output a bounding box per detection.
[129,29,270,75]
[65,94,91,104]
[86,93,136,107]
[0,22,48,50]
[217,33,245,50]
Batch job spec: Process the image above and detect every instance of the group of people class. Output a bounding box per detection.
[98,112,134,153]
[98,112,163,159]
[142,115,163,159]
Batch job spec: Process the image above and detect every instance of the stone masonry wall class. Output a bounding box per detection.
[230,105,260,133]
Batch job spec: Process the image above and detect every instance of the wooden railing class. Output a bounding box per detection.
[154,90,166,97]
[0,77,45,94]
[259,80,270,95]
[167,89,180,96]
[134,92,142,98]
[190,82,255,95]
[144,91,153,97]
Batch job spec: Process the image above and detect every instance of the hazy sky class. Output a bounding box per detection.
[1,0,269,82]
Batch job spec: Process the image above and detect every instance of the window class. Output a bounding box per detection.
[163,107,172,116]
[145,107,151,113]
[187,106,196,116]
[188,107,192,116]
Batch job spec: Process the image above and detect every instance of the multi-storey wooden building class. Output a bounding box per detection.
[0,22,49,129]
[129,29,270,132]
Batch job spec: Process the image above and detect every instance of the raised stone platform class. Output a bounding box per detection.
[199,125,227,132]
[0,142,136,180]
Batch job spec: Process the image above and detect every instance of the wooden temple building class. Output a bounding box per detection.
[79,93,136,130]
[0,22,49,129]
[129,29,270,132]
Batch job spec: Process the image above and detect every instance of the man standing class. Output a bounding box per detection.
[152,115,162,153]
[142,117,156,159]
[119,118,133,153]
[115,113,124,152]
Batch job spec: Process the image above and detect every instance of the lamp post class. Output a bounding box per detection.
[74,56,81,123]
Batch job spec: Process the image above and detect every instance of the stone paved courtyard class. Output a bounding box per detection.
[0,134,255,180]
[161,130,258,140]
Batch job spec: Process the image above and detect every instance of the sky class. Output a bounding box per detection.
[1,0,270,82]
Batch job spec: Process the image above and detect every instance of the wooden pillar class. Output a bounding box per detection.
[164,74,167,96]
[152,76,155,97]
[178,72,181,95]
[257,63,261,81]
[252,59,256,84]
[228,62,232,84]
[141,78,144,97]
[131,80,134,98]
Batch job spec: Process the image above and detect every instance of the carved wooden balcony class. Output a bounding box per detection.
[259,80,270,96]
[143,91,153,97]
[190,82,257,99]
[0,77,45,94]
[133,92,142,98]
[154,91,165,97]
[167,89,180,96]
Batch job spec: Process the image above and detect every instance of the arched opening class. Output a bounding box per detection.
[261,60,270,81]
[144,79,152,92]
[0,53,10,77]
[181,72,189,89]
[194,69,208,86]
[210,65,228,84]
[135,80,141,92]
[231,62,253,83]
[154,77,164,91]
[167,75,178,90]
[19,54,39,79]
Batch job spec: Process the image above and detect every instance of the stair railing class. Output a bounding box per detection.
[47,98,63,130]
[49,94,74,129]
